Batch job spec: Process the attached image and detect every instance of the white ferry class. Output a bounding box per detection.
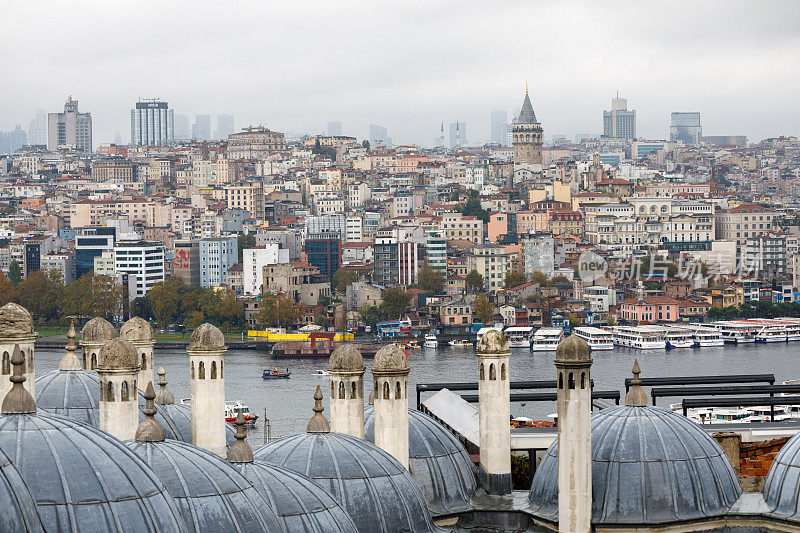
[687,326,725,347]
[503,326,535,349]
[530,328,564,351]
[715,321,758,343]
[663,328,694,349]
[574,326,614,351]
[755,325,788,343]
[608,326,666,350]
[423,334,438,348]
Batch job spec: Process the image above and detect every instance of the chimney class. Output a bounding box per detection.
[97,338,141,440]
[371,344,410,468]
[188,323,227,456]
[328,344,365,438]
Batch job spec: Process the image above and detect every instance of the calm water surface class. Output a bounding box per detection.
[35,342,800,443]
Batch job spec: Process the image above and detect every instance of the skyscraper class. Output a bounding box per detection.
[512,88,543,165]
[48,96,92,153]
[174,114,190,140]
[215,114,234,139]
[602,94,636,139]
[670,112,702,144]
[449,122,467,149]
[327,121,342,136]
[369,124,388,146]
[130,100,174,146]
[491,110,508,145]
[192,114,211,140]
[27,109,47,146]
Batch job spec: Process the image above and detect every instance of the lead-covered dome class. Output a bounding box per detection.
[0,302,34,338]
[80,317,115,342]
[188,323,225,351]
[373,343,408,372]
[763,430,800,521]
[328,344,364,373]
[364,406,477,516]
[121,317,154,343]
[529,405,741,525]
[0,446,43,532]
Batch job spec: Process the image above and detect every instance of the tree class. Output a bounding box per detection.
[252,292,305,329]
[418,265,445,295]
[358,304,380,329]
[455,197,490,223]
[530,271,549,287]
[465,270,484,293]
[362,140,370,150]
[568,313,580,327]
[332,269,359,294]
[237,233,256,263]
[8,260,21,285]
[186,310,206,330]
[504,271,527,289]
[606,315,617,326]
[148,279,180,329]
[0,271,18,305]
[18,270,64,324]
[551,275,570,285]
[473,294,495,326]
[380,287,410,319]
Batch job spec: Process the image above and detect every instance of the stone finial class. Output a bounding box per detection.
[227,411,254,463]
[476,329,509,355]
[368,389,375,406]
[188,323,226,352]
[80,317,115,342]
[135,382,165,442]
[154,367,175,405]
[1,345,35,414]
[372,344,409,373]
[120,317,154,343]
[0,303,34,338]
[307,385,330,433]
[58,320,83,371]
[625,359,648,407]
[554,334,592,365]
[328,344,364,373]
[97,339,139,371]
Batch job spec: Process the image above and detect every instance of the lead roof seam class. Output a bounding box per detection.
[154,443,201,530]
[30,415,81,527]
[256,461,319,523]
[601,408,632,522]
[642,407,681,522]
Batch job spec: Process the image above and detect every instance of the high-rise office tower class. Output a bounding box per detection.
[27,109,47,146]
[327,121,342,136]
[670,112,702,144]
[215,114,234,139]
[130,100,174,146]
[48,96,92,153]
[602,94,636,139]
[369,124,388,145]
[512,88,543,165]
[449,122,467,149]
[491,110,508,145]
[174,114,190,140]
[192,114,211,140]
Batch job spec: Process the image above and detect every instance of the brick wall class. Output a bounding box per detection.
[740,437,790,477]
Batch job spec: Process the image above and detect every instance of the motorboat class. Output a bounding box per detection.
[313,369,329,376]
[504,326,535,349]
[423,334,438,348]
[224,401,258,425]
[262,368,291,379]
[574,326,614,351]
[449,339,473,347]
[530,328,564,352]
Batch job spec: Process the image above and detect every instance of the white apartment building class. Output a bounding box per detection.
[114,241,165,300]
[345,217,363,243]
[716,203,775,248]
[242,244,290,296]
[442,212,484,244]
[348,182,370,208]
[425,229,447,272]
[199,236,237,288]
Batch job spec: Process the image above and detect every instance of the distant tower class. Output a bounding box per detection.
[328,344,366,438]
[79,317,115,370]
[512,85,543,165]
[475,329,511,494]
[440,122,445,150]
[371,344,410,468]
[456,122,461,150]
[97,338,141,441]
[188,323,227,456]
[0,303,37,400]
[121,317,155,391]
[555,335,593,533]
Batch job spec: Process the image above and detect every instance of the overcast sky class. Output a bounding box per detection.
[2,0,799,146]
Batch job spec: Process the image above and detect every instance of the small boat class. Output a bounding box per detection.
[225,401,258,425]
[449,339,473,347]
[313,369,329,376]
[262,368,291,379]
[406,340,421,350]
[424,334,438,348]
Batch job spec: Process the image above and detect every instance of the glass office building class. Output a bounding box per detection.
[670,112,702,144]
[130,100,174,146]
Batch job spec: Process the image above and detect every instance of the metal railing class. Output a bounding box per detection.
[416,379,594,409]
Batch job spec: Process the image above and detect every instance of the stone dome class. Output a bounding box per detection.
[372,343,409,373]
[0,411,185,532]
[555,334,591,364]
[254,432,438,532]
[0,446,44,532]
[97,338,139,370]
[126,439,280,532]
[80,317,115,343]
[763,430,800,521]
[0,302,34,338]
[475,329,508,354]
[328,344,364,373]
[188,323,225,351]
[364,406,477,516]
[234,461,358,532]
[528,405,741,525]
[121,317,154,343]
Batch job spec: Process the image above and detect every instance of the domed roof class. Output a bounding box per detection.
[188,323,225,351]
[234,461,358,532]
[528,405,741,525]
[80,317,115,343]
[763,430,800,521]
[126,439,280,532]
[121,317,154,343]
[0,446,44,532]
[254,432,436,532]
[97,338,139,370]
[0,302,34,338]
[475,329,508,354]
[372,343,408,373]
[555,334,591,364]
[328,344,364,373]
[364,406,477,516]
[0,411,185,532]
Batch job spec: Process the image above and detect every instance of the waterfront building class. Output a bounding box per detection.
[74,226,116,279]
[130,100,174,146]
[243,244,289,296]
[199,236,237,288]
[173,240,201,287]
[305,233,341,279]
[47,96,92,153]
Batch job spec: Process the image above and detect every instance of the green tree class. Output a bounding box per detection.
[455,197,489,223]
[568,313,580,327]
[551,275,570,285]
[504,271,527,289]
[358,304,380,329]
[465,270,484,293]
[211,288,243,331]
[418,265,445,295]
[8,260,21,285]
[148,279,180,329]
[472,294,495,325]
[186,310,206,330]
[252,292,305,328]
[362,140,370,150]
[237,233,256,263]
[18,270,64,324]
[0,271,18,305]
[380,287,410,319]
[531,271,549,287]
[332,269,359,294]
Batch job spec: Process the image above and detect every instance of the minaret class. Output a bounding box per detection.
[554,334,592,533]
[97,338,141,441]
[371,344,409,468]
[328,344,365,438]
[121,317,155,390]
[440,122,445,150]
[188,323,227,456]
[0,303,37,400]
[79,317,115,370]
[475,329,511,494]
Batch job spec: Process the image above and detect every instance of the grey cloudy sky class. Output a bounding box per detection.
[2,0,799,146]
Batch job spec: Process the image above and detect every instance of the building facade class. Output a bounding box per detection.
[670,112,702,144]
[199,236,238,288]
[48,96,92,153]
[512,89,543,165]
[602,95,636,140]
[130,100,174,146]
[227,126,286,160]
[114,241,166,300]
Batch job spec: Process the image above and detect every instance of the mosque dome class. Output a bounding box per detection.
[121,317,154,343]
[0,302,34,338]
[80,317,115,343]
[188,323,225,351]
[475,329,508,354]
[528,405,741,525]
[372,343,408,372]
[328,344,364,373]
[0,447,44,532]
[763,430,800,521]
[364,406,477,516]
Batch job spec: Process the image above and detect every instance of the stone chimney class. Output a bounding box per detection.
[188,323,227,456]
[0,303,37,401]
[79,317,115,370]
[371,344,410,468]
[97,338,141,441]
[328,344,365,438]
[121,317,155,391]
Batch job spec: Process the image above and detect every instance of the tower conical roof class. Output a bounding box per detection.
[515,90,538,124]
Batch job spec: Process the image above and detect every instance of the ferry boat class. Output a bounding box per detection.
[755,325,788,343]
[685,326,725,347]
[608,326,666,350]
[475,326,503,344]
[423,334,438,348]
[503,326,535,349]
[262,368,291,379]
[449,339,473,347]
[224,401,258,425]
[531,328,564,351]
[663,328,694,349]
[573,326,614,351]
[715,321,758,344]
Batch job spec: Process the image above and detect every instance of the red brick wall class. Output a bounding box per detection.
[740,437,790,477]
